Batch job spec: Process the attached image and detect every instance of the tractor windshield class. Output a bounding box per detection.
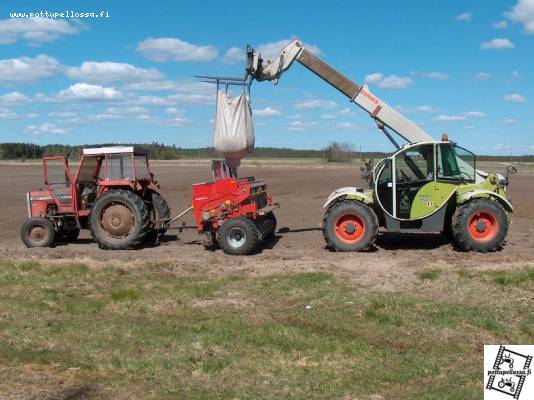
[437,143,475,183]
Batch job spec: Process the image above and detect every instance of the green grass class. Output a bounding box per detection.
[416,268,442,281]
[0,261,531,399]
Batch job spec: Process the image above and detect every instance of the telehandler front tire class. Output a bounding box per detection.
[452,198,508,252]
[323,201,378,252]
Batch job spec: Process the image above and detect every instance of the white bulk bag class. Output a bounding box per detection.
[213,90,254,161]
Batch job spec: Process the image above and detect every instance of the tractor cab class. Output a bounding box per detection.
[40,146,153,216]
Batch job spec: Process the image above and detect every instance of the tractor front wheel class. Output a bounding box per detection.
[217,217,261,255]
[323,201,378,252]
[89,189,150,250]
[21,217,56,248]
[452,199,508,252]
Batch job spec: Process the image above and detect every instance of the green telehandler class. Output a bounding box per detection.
[245,39,515,252]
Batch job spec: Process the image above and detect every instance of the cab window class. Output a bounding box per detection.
[437,143,475,183]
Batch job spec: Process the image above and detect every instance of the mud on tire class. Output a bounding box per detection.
[89,189,150,250]
[217,217,261,255]
[452,198,508,252]
[21,217,56,248]
[323,200,378,252]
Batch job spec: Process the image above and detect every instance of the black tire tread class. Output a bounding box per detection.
[21,217,56,248]
[217,217,261,255]
[451,198,508,252]
[89,189,150,250]
[322,201,378,252]
[146,189,171,235]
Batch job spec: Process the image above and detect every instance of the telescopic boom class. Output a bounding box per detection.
[246,39,433,145]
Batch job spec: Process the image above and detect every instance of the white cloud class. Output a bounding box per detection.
[0,91,30,105]
[129,95,175,106]
[506,0,534,34]
[475,72,492,80]
[136,37,218,62]
[253,106,281,117]
[364,73,383,85]
[66,61,164,84]
[294,99,336,109]
[337,107,355,116]
[333,122,359,130]
[167,81,215,105]
[493,20,508,29]
[256,39,323,60]
[433,115,467,122]
[511,70,520,77]
[57,83,123,101]
[106,106,148,115]
[365,72,413,89]
[24,123,69,135]
[0,18,83,45]
[0,55,61,83]
[121,80,175,91]
[320,113,336,119]
[501,118,517,124]
[49,111,76,117]
[0,108,17,119]
[480,38,515,49]
[26,112,39,118]
[288,120,318,131]
[165,107,182,114]
[464,111,486,117]
[423,71,449,80]
[416,105,437,113]
[504,93,527,103]
[455,12,473,22]
[223,47,245,63]
[377,75,413,89]
[287,114,304,119]
[169,116,192,126]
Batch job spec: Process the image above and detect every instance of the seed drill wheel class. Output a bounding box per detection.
[89,189,150,250]
[217,217,261,255]
[21,217,56,248]
[452,198,508,252]
[323,201,378,252]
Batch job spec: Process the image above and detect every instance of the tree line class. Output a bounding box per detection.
[0,142,532,162]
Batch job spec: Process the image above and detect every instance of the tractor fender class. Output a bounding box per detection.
[457,190,513,212]
[323,187,370,209]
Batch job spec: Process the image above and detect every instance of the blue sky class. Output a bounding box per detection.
[0,0,533,155]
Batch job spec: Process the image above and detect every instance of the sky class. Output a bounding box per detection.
[0,0,533,155]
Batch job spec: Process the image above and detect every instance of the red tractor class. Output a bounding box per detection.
[21,146,170,249]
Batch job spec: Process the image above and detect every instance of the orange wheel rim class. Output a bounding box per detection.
[335,214,365,244]
[468,211,498,242]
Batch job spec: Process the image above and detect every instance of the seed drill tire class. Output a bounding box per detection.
[217,217,261,256]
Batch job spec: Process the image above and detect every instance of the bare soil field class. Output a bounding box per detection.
[1,161,533,290]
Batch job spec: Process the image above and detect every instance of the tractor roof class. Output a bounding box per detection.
[82,146,147,155]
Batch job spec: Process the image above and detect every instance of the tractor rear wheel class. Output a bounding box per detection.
[21,217,56,248]
[146,189,171,236]
[217,217,261,255]
[323,201,378,252]
[452,199,508,252]
[89,189,150,250]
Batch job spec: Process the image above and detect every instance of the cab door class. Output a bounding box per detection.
[375,143,437,220]
[43,157,74,213]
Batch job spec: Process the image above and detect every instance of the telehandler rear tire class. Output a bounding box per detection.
[21,217,56,248]
[217,217,261,255]
[323,201,378,252]
[89,189,150,250]
[452,198,508,252]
